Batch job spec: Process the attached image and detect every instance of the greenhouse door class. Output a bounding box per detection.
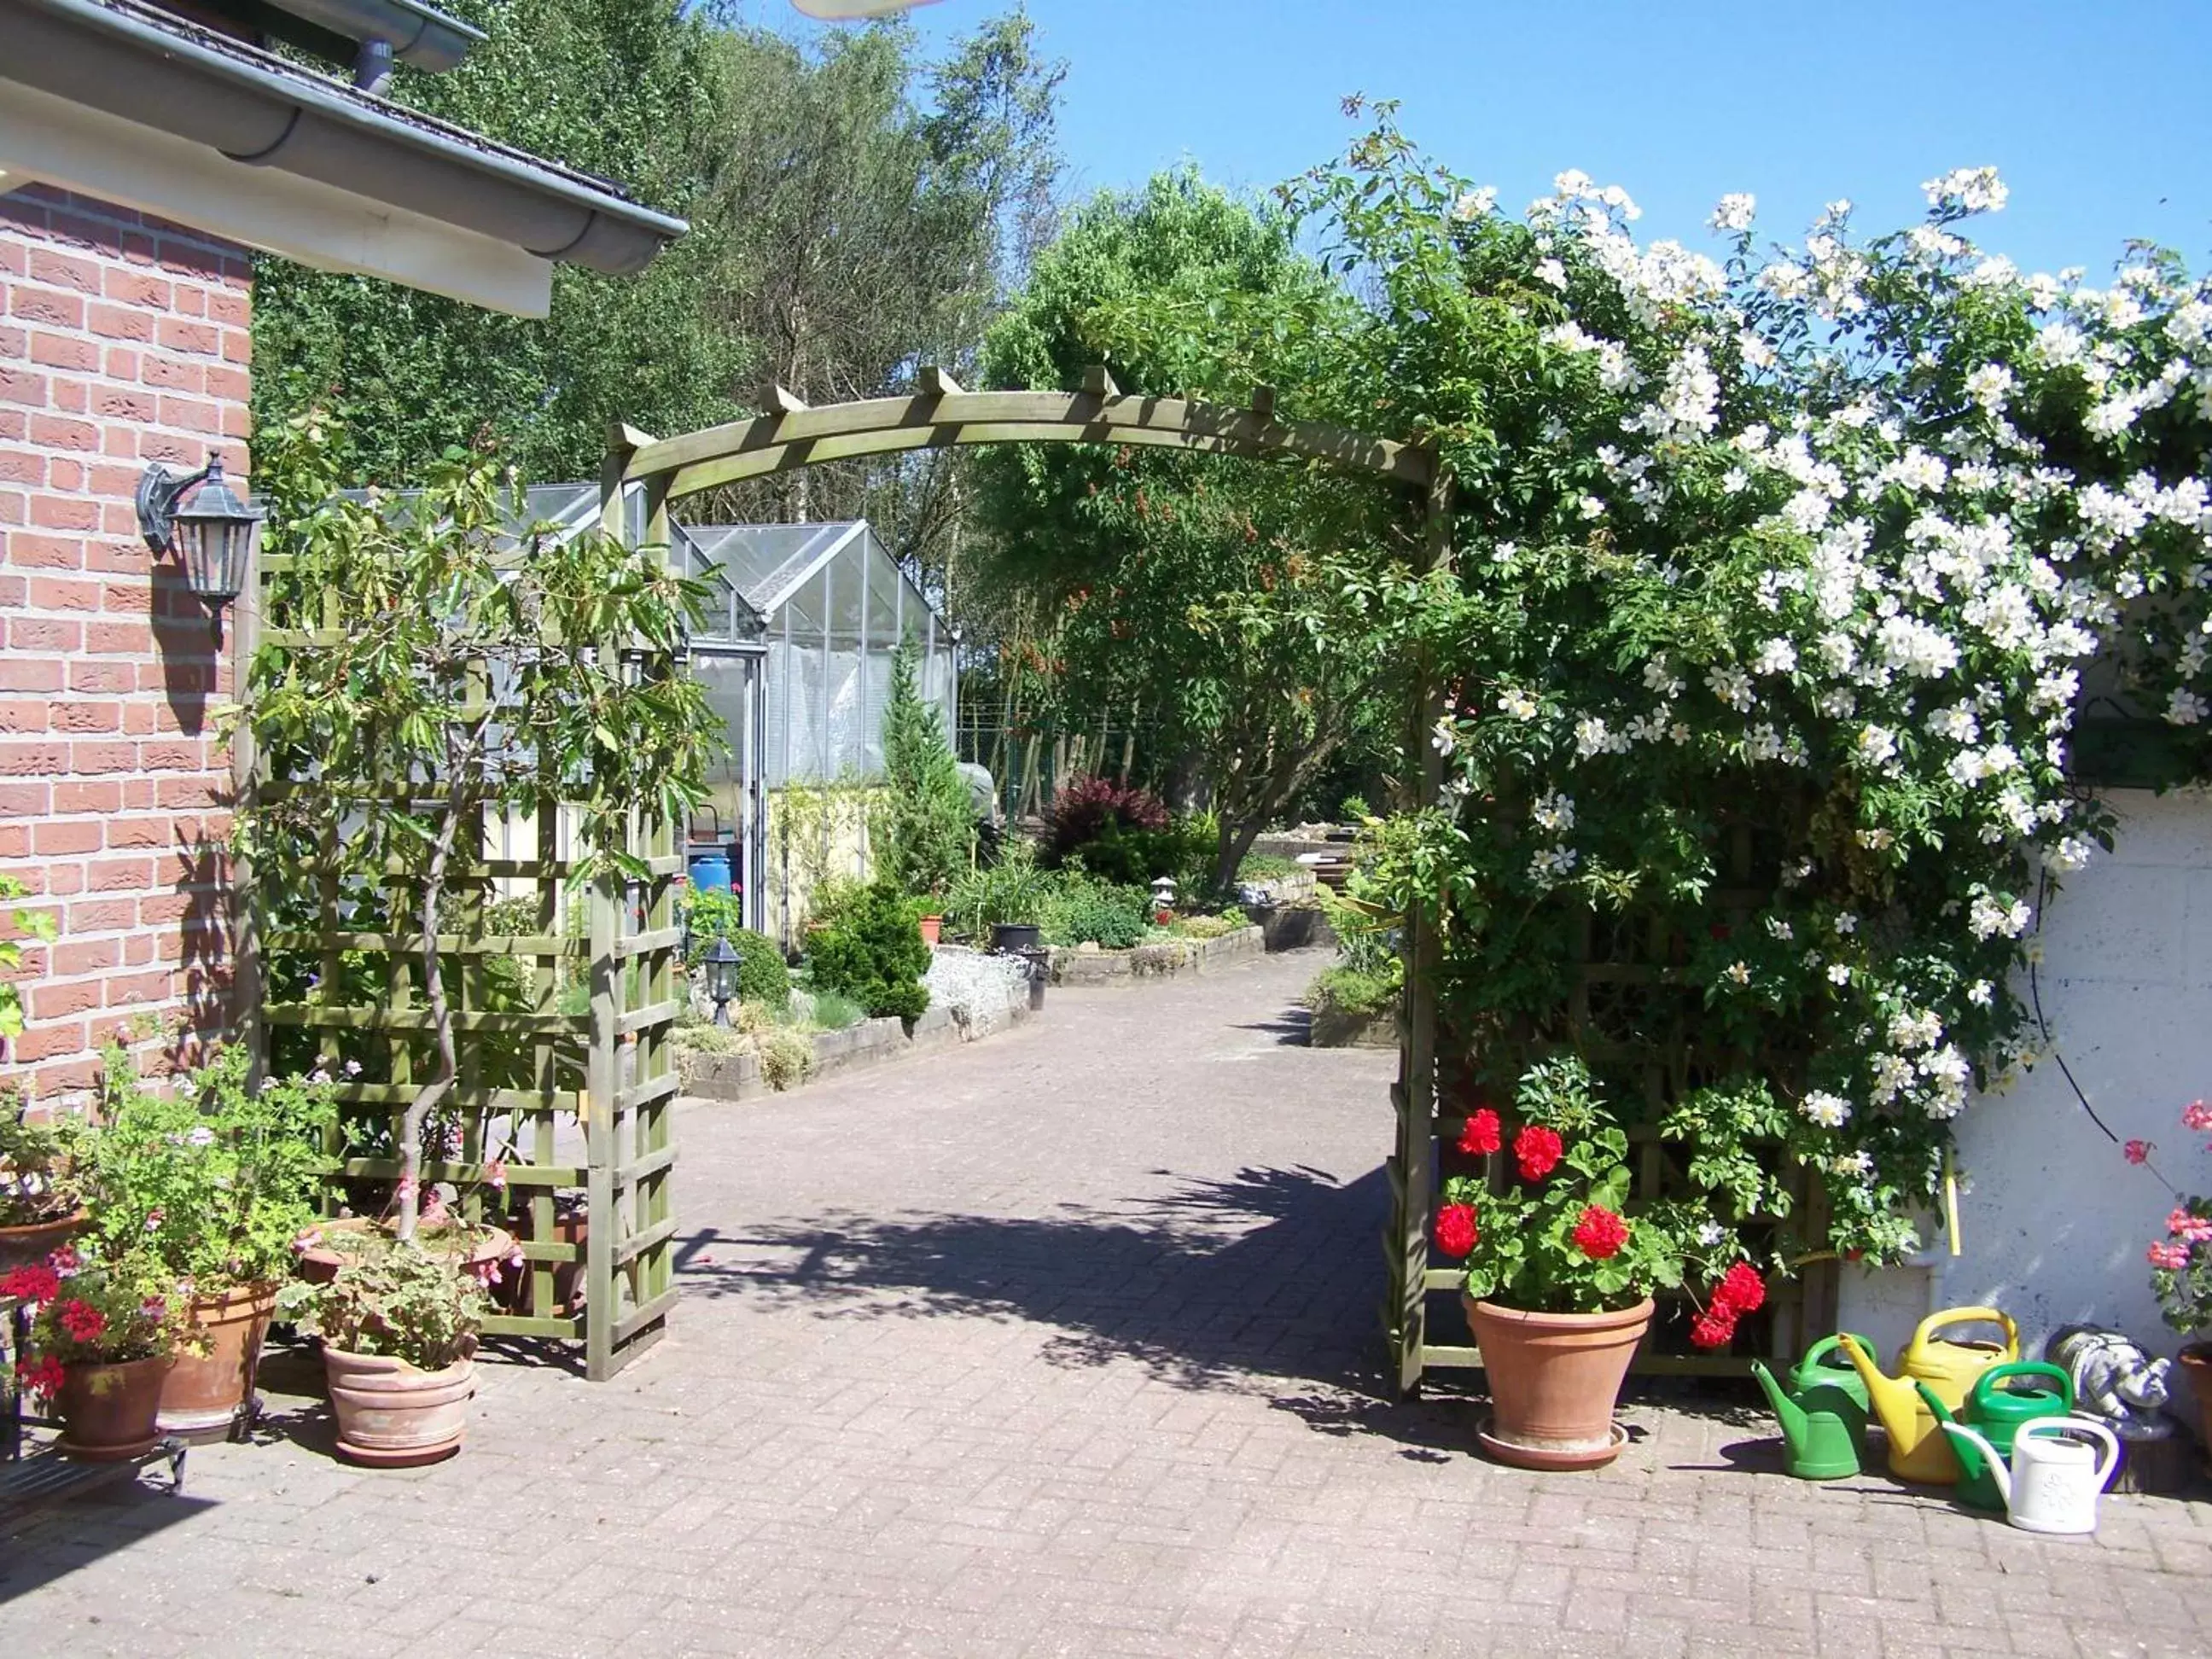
[689,643,771,935]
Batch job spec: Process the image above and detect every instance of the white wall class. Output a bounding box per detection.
[1839,788,2212,1364]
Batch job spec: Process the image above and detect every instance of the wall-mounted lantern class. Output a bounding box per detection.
[135,453,265,613]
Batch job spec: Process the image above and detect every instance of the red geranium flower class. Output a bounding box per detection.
[1569,1205,1629,1260]
[56,1299,106,1344]
[1434,1202,1479,1258]
[1458,1109,1502,1157]
[0,1264,60,1307]
[1514,1125,1564,1181]
[15,1353,65,1400]
[1713,1262,1766,1314]
[1689,1303,1738,1350]
[2124,1139,2152,1166]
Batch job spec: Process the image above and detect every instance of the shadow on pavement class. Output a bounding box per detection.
[670,1163,1495,1450]
[0,1483,216,1604]
[1232,1005,1313,1045]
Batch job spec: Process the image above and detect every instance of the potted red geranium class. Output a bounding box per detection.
[1436,1056,1762,1470]
[6,1243,183,1461]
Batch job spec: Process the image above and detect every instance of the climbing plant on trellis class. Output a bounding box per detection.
[1384,818,1842,1392]
[237,423,705,1380]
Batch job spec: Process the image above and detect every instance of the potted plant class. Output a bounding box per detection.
[2139,1101,2212,1444]
[73,1045,338,1438]
[1,1103,87,1272]
[5,1243,183,1461]
[1436,1056,1753,1470]
[276,1235,487,1467]
[946,842,1052,955]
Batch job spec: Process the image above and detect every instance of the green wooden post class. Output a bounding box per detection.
[584,853,619,1381]
[1388,464,1454,1398]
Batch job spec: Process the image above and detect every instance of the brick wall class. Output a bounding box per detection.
[0,183,252,1110]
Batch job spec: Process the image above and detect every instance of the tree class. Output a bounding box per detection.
[236,412,725,1240]
[969,171,1405,886]
[251,0,1065,561]
[252,0,742,484]
[878,640,973,898]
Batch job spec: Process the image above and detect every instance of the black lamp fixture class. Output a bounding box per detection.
[136,452,265,612]
[702,936,741,1026]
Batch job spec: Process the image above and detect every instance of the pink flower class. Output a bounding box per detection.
[143,1208,164,1233]
[483,1160,509,1192]
[2168,1207,2212,1244]
[2149,1242,2191,1271]
[2184,1100,2212,1132]
[2125,1139,2153,1165]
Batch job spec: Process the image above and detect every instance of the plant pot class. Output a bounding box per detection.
[990,922,1042,954]
[55,1353,175,1462]
[296,1217,516,1287]
[0,1206,87,1273]
[2176,1344,2212,1454]
[159,1281,277,1441]
[918,914,943,946]
[1464,1294,1654,1470]
[322,1343,476,1468]
[493,1209,586,1318]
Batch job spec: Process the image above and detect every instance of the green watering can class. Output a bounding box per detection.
[1750,1335,1878,1480]
[1914,1362,2075,1511]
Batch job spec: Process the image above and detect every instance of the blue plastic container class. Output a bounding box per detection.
[687,850,733,894]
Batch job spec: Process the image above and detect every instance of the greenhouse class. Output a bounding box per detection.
[362,486,955,940]
[675,518,957,943]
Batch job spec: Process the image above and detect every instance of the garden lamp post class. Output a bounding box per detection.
[703,936,741,1027]
[135,452,265,614]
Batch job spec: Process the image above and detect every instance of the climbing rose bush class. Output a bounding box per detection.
[1268,107,2212,1273]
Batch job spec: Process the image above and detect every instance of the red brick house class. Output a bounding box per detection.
[0,0,686,1108]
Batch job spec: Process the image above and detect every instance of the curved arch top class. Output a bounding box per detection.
[616,370,1435,502]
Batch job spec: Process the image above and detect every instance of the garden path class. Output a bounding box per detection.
[4,948,2212,1656]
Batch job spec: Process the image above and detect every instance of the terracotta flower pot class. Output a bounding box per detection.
[918,914,943,946]
[0,1207,87,1272]
[323,1343,476,1468]
[2176,1344,2212,1453]
[159,1281,277,1440]
[1464,1294,1654,1470]
[55,1353,175,1462]
[492,1210,587,1318]
[295,1218,516,1286]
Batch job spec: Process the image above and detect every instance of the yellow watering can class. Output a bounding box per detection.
[1837,1307,2019,1484]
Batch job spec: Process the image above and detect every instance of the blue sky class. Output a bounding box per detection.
[889,0,2212,277]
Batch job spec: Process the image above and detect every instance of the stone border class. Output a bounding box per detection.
[1047,924,1267,987]
[681,998,1036,1103]
[1308,1005,1397,1049]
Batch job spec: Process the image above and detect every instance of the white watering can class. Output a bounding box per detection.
[1938,1416,2121,1535]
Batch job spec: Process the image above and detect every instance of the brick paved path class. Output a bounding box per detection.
[6,949,2212,1656]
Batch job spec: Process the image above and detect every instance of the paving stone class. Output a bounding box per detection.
[4,950,2212,1653]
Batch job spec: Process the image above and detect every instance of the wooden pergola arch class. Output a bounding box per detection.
[600,368,1456,1396]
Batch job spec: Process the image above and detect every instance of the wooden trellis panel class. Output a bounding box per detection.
[1386,821,1842,1394]
[250,556,682,1382]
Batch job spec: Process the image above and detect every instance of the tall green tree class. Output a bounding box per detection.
[251,0,1064,540]
[253,0,740,483]
[969,172,1405,885]
[878,640,974,898]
